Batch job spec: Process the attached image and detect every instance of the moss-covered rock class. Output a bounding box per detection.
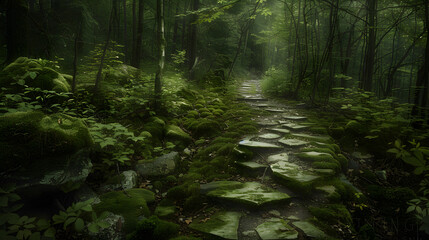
[186,118,221,138]
[128,215,179,240]
[1,57,71,92]
[165,124,192,150]
[309,204,353,226]
[94,188,155,233]
[142,117,166,145]
[345,120,363,135]
[0,111,92,169]
[190,211,242,239]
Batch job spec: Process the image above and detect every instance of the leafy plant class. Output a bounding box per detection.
[88,122,146,166]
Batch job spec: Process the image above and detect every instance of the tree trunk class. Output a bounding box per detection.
[72,21,82,93]
[361,0,377,91]
[187,0,199,80]
[171,1,179,53]
[94,4,115,93]
[131,0,137,66]
[411,0,429,126]
[6,0,28,63]
[123,0,128,63]
[155,0,165,111]
[131,0,144,68]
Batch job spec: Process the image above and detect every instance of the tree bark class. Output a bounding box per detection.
[155,0,165,111]
[187,0,199,80]
[123,0,128,63]
[361,0,377,91]
[6,0,28,63]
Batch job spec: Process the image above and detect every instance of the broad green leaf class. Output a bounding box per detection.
[87,223,99,233]
[74,218,85,232]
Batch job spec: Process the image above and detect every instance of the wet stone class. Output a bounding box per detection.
[239,140,282,149]
[291,133,332,143]
[237,161,267,170]
[282,123,310,131]
[268,128,291,134]
[267,153,289,163]
[271,161,321,183]
[258,121,279,126]
[278,138,308,147]
[255,218,299,240]
[292,221,328,239]
[205,181,291,207]
[265,108,286,113]
[283,115,307,121]
[258,133,281,139]
[190,211,242,240]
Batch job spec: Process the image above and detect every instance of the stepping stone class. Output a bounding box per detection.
[267,153,289,163]
[257,121,279,126]
[278,138,308,147]
[200,181,243,194]
[190,211,242,240]
[292,221,328,239]
[265,108,286,113]
[239,140,282,149]
[205,181,291,207]
[283,115,307,121]
[271,161,321,183]
[256,218,298,240]
[236,161,266,170]
[237,97,268,101]
[282,123,310,131]
[258,133,281,139]
[253,103,269,107]
[296,151,333,162]
[268,128,291,134]
[291,133,332,143]
[278,120,289,124]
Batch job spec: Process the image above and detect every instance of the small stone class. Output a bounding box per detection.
[258,133,281,139]
[278,138,308,147]
[293,221,328,239]
[267,153,289,163]
[283,115,307,121]
[269,210,281,217]
[256,218,298,240]
[271,161,320,183]
[282,123,309,131]
[239,140,282,149]
[268,128,291,134]
[237,161,267,169]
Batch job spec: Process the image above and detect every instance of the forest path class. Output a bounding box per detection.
[191,80,355,239]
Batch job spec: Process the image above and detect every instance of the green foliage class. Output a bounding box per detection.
[81,41,124,73]
[89,122,146,166]
[261,67,292,96]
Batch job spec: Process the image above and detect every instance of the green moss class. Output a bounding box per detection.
[312,161,341,172]
[187,118,221,138]
[0,111,92,168]
[184,195,205,212]
[165,124,192,150]
[142,117,166,145]
[94,188,154,233]
[296,151,335,162]
[167,183,200,201]
[187,110,199,118]
[329,127,345,140]
[195,104,204,109]
[212,109,224,116]
[345,120,363,135]
[1,57,70,92]
[128,216,179,240]
[336,154,348,170]
[200,112,213,118]
[310,127,328,134]
[166,175,177,184]
[154,181,163,190]
[309,204,353,226]
[301,147,336,156]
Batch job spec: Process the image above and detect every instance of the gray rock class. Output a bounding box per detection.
[268,128,291,134]
[292,221,328,239]
[136,152,180,177]
[278,138,308,147]
[258,133,281,139]
[190,211,242,239]
[239,140,282,149]
[121,170,137,190]
[88,213,125,240]
[267,153,289,163]
[236,161,267,170]
[271,161,321,183]
[256,218,298,240]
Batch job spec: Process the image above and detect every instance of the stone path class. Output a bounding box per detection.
[191,80,355,239]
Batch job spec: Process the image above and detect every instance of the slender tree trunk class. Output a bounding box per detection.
[123,0,128,63]
[171,1,179,53]
[131,0,137,65]
[188,0,199,80]
[94,4,115,93]
[411,0,429,126]
[361,0,377,91]
[155,0,165,111]
[72,21,82,93]
[131,0,144,68]
[6,0,28,63]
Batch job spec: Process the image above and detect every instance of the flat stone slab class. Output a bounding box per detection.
[296,151,333,162]
[136,152,179,177]
[278,138,308,147]
[205,181,290,207]
[271,161,321,183]
[258,121,279,126]
[267,153,289,163]
[256,218,298,240]
[283,115,307,121]
[291,133,332,143]
[268,128,291,134]
[239,140,282,149]
[190,211,242,240]
[313,168,336,176]
[259,133,281,139]
[237,161,267,169]
[154,205,176,217]
[265,108,286,113]
[252,103,270,107]
[316,185,336,195]
[292,221,328,239]
[282,123,309,131]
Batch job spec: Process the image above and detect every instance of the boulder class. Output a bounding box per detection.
[136,152,180,177]
[1,57,71,92]
[165,125,192,150]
